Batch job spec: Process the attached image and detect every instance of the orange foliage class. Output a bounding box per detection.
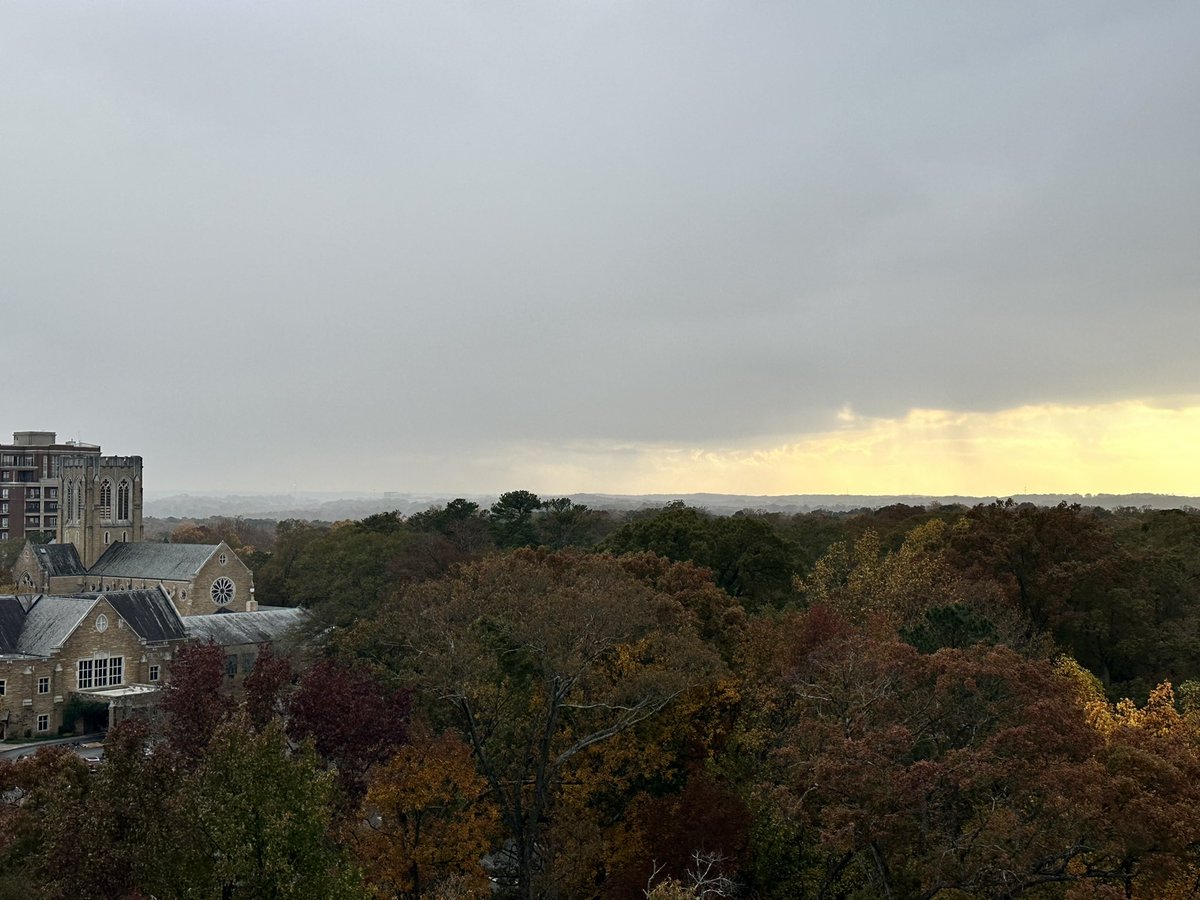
[354,729,499,899]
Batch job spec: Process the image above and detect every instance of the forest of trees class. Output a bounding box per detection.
[5,496,1200,898]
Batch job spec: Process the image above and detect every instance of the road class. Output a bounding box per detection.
[0,733,106,764]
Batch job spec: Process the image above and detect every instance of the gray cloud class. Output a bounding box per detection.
[2,1,1197,490]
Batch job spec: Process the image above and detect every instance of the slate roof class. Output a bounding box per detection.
[88,542,217,581]
[32,543,86,577]
[99,589,186,643]
[0,588,188,658]
[16,595,97,657]
[0,597,32,655]
[184,607,306,647]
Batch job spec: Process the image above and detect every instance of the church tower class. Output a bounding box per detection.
[60,455,143,568]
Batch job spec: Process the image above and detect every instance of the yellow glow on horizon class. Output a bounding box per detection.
[518,398,1200,497]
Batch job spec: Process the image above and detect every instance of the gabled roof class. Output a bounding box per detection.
[184,607,306,647]
[32,543,86,577]
[98,589,186,643]
[17,595,97,657]
[88,542,218,581]
[0,588,189,658]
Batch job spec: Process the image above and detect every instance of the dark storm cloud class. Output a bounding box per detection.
[2,1,1197,490]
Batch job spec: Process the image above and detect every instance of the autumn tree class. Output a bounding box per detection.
[354,727,499,899]
[529,554,746,896]
[732,610,1134,898]
[169,515,275,556]
[800,521,968,627]
[161,639,233,755]
[0,746,90,895]
[348,549,724,899]
[287,658,411,804]
[245,642,294,729]
[1059,659,1200,895]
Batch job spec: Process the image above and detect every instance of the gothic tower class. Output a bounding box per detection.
[60,455,143,568]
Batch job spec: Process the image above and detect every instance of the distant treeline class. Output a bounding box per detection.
[161,494,1200,702]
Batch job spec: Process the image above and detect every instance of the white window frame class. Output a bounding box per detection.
[77,656,124,690]
[37,676,49,694]
[149,664,160,682]
[36,714,49,733]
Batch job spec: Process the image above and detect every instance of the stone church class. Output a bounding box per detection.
[0,430,302,738]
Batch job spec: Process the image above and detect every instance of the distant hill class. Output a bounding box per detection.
[143,490,1200,522]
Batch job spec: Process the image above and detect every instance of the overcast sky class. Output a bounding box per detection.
[3,2,1198,495]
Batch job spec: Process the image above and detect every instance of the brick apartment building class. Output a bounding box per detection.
[0,431,142,565]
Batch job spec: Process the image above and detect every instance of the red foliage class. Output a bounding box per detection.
[161,641,232,755]
[743,619,1125,896]
[286,659,411,799]
[244,643,293,730]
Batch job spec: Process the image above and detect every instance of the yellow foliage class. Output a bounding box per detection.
[553,677,742,896]
[799,523,962,628]
[1054,656,1114,734]
[354,729,499,899]
[1059,655,1193,743]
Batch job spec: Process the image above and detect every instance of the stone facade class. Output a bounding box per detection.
[10,542,88,595]
[0,594,177,738]
[0,588,303,738]
[60,455,144,568]
[86,541,257,616]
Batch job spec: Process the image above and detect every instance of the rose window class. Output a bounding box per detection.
[211,577,236,606]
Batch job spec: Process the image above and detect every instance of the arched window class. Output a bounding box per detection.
[99,480,112,521]
[65,482,75,523]
[117,480,130,522]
